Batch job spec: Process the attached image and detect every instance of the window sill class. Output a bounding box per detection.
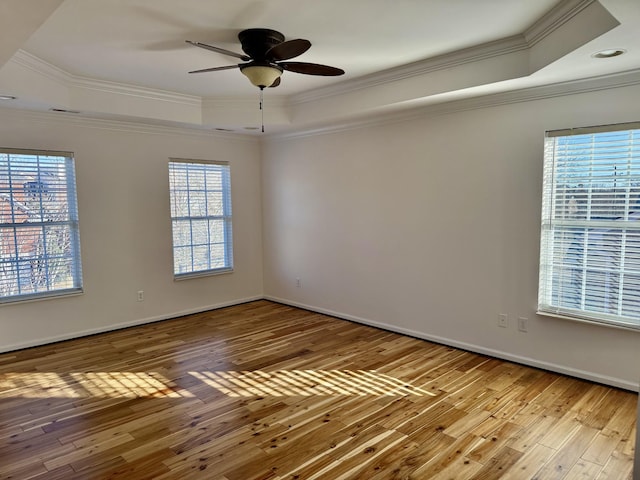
[0,289,84,306]
[174,268,234,281]
[536,310,640,332]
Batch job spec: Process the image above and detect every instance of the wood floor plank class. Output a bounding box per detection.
[408,432,483,478]
[509,417,559,455]
[597,449,635,479]
[0,300,636,479]
[533,424,600,479]
[468,446,524,480]
[287,426,407,480]
[499,443,557,479]
[563,459,603,479]
[30,464,76,480]
[468,420,523,464]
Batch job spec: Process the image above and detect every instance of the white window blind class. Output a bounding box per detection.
[0,148,83,302]
[538,122,640,330]
[168,159,233,278]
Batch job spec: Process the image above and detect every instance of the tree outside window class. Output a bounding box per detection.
[0,149,82,302]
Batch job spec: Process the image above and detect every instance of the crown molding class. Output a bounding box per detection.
[414,68,640,119]
[290,35,529,106]
[70,76,201,107]
[269,68,640,141]
[290,0,608,107]
[524,0,596,45]
[0,106,258,143]
[11,49,69,86]
[6,64,638,145]
[4,68,639,144]
[12,50,202,107]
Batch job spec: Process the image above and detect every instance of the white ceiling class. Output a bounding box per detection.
[1,0,639,134]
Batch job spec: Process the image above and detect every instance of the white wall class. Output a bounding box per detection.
[0,109,263,351]
[261,83,640,391]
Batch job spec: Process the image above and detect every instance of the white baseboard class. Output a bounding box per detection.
[265,295,639,392]
[0,295,263,354]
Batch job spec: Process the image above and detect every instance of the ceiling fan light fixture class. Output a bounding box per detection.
[240,64,283,88]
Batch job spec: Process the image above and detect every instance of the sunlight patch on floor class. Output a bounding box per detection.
[189,370,436,397]
[0,369,435,399]
[0,371,191,398]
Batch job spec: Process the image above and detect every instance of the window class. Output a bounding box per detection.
[168,159,233,278]
[0,148,83,302]
[538,122,640,330]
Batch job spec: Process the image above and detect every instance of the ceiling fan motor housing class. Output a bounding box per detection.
[238,28,285,59]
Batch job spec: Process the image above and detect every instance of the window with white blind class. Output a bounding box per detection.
[168,159,233,278]
[0,148,83,302]
[538,122,640,330]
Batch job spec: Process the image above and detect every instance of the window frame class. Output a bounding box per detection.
[538,122,640,331]
[0,147,83,303]
[168,158,233,279]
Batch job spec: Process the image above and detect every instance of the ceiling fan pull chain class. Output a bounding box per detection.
[260,87,265,133]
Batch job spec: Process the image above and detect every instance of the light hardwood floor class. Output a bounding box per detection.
[0,300,636,479]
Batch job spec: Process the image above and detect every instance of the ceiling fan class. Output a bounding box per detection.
[186,28,345,89]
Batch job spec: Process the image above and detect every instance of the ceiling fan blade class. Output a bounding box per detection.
[266,39,311,61]
[269,77,281,88]
[188,64,239,74]
[279,62,345,76]
[186,40,250,61]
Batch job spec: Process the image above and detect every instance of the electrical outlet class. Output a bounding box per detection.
[296,278,301,288]
[518,317,528,332]
[137,290,144,302]
[498,314,508,328]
